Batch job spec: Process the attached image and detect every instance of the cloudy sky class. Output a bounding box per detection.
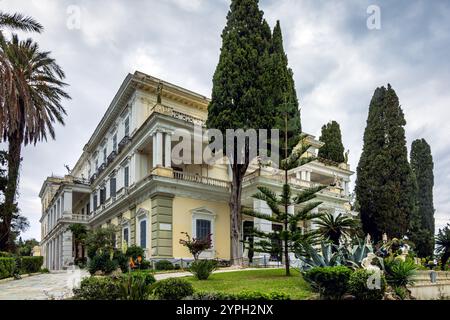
[1,0,449,240]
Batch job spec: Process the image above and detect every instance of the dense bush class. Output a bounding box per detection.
[140,260,152,270]
[303,266,352,300]
[190,259,217,280]
[155,260,174,271]
[88,252,118,275]
[119,272,156,300]
[151,278,194,300]
[113,250,129,272]
[126,245,145,260]
[348,269,386,300]
[20,256,44,274]
[384,258,417,287]
[0,251,13,257]
[191,290,290,300]
[73,276,122,300]
[0,258,15,279]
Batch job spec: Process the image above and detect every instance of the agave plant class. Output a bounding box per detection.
[342,239,382,269]
[297,241,344,271]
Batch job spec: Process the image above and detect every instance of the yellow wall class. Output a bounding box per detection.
[172,197,230,260]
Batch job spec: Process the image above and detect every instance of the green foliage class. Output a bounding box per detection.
[190,259,217,280]
[125,245,145,260]
[315,212,358,246]
[318,121,345,163]
[303,266,352,300]
[0,257,15,279]
[435,224,450,271]
[155,260,174,271]
[408,139,435,257]
[192,290,290,300]
[355,84,416,241]
[119,272,156,300]
[19,256,43,273]
[73,276,122,300]
[384,258,417,287]
[151,278,194,300]
[348,269,386,300]
[113,250,129,272]
[298,241,344,270]
[85,226,116,259]
[0,251,12,257]
[40,267,50,273]
[16,238,39,256]
[342,240,376,269]
[87,252,118,275]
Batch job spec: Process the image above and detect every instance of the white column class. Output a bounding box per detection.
[306,171,311,182]
[164,133,172,168]
[301,171,306,181]
[152,133,157,167]
[296,171,301,180]
[62,229,73,268]
[63,190,72,215]
[253,199,272,264]
[156,131,163,166]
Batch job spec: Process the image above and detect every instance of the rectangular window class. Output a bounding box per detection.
[123,227,129,245]
[124,166,129,188]
[113,134,117,152]
[196,219,211,241]
[86,203,90,215]
[103,147,107,164]
[140,220,147,248]
[93,194,98,211]
[95,159,99,171]
[110,177,116,198]
[100,187,106,204]
[124,117,130,137]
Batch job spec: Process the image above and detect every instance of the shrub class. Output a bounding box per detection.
[139,260,152,270]
[191,290,290,300]
[348,269,386,300]
[190,259,217,280]
[151,278,194,300]
[113,250,129,272]
[384,258,417,287]
[119,272,156,300]
[303,266,352,300]
[40,268,50,274]
[0,258,15,279]
[73,276,122,300]
[155,260,174,271]
[88,252,119,275]
[0,251,13,257]
[20,256,44,274]
[126,245,145,260]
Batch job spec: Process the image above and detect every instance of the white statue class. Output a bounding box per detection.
[397,244,410,262]
[361,253,381,272]
[365,234,372,246]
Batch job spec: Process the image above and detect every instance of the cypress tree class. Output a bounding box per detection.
[318,121,345,163]
[271,21,302,155]
[409,139,435,257]
[355,85,415,241]
[206,0,274,265]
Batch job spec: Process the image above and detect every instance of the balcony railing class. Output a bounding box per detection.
[107,150,117,165]
[118,135,130,153]
[173,171,229,189]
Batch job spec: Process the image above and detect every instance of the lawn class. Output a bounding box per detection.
[185,268,314,300]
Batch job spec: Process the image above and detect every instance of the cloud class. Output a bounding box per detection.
[0,0,448,240]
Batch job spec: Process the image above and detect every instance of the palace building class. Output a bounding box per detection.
[39,71,356,270]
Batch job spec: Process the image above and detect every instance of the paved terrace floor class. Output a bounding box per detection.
[0,267,272,300]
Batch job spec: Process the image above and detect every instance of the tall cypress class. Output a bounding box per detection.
[355,85,415,241]
[270,21,302,155]
[409,139,435,257]
[318,121,345,163]
[206,0,274,264]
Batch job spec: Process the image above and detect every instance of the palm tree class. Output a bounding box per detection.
[0,12,42,35]
[0,34,70,250]
[315,212,358,247]
[436,224,450,271]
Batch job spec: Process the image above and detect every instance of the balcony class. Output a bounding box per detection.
[89,173,97,184]
[150,104,206,126]
[107,150,117,165]
[97,163,106,175]
[173,171,230,189]
[118,135,130,153]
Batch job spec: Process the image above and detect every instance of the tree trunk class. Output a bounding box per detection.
[229,164,248,266]
[0,131,23,251]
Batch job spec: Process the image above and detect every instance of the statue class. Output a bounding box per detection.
[361,253,381,272]
[365,234,372,246]
[64,164,71,174]
[344,150,349,164]
[156,81,163,104]
[397,243,410,262]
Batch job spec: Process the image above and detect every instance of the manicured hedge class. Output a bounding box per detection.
[20,256,44,274]
[0,258,15,279]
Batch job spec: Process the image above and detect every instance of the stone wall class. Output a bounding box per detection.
[408,271,450,300]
